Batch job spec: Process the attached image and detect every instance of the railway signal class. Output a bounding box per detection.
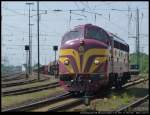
[26,2,34,75]
[53,45,58,78]
[25,45,29,79]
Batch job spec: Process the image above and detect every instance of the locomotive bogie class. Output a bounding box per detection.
[59,74,108,93]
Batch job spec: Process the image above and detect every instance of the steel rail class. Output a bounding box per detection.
[48,78,149,112]
[2,73,25,82]
[2,78,49,88]
[2,82,60,96]
[122,78,148,88]
[48,99,83,112]
[2,78,148,112]
[2,92,71,112]
[2,72,23,78]
[116,95,149,112]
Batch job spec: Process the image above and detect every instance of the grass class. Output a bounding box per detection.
[139,73,148,79]
[83,80,149,112]
[2,87,65,109]
[89,92,134,111]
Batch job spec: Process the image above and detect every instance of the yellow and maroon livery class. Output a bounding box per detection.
[59,24,130,94]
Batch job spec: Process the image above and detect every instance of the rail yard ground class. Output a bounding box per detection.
[2,72,52,83]
[1,74,149,112]
[2,72,58,90]
[131,98,149,112]
[2,87,65,109]
[1,73,62,109]
[31,96,79,112]
[2,77,58,93]
[68,76,149,112]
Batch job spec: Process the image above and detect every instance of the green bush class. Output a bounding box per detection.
[129,53,149,74]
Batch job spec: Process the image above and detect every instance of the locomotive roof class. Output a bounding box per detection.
[73,24,128,46]
[107,32,128,46]
[87,24,128,46]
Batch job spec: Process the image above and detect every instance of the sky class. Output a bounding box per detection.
[1,1,149,66]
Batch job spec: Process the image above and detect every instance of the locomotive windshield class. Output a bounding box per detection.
[85,27,108,40]
[62,29,83,43]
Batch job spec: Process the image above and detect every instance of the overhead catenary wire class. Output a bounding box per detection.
[3,24,29,34]
[2,6,28,16]
[2,9,147,35]
[2,2,148,66]
[74,2,81,10]
[2,7,146,37]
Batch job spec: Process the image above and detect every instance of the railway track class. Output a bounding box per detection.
[2,73,25,82]
[2,77,148,112]
[2,92,72,112]
[2,82,60,96]
[47,98,82,112]
[116,95,149,112]
[49,78,149,112]
[2,78,49,88]
[2,72,49,82]
[2,72,52,88]
[2,75,24,82]
[3,77,141,97]
[2,72,22,78]
[48,78,149,112]
[122,78,148,89]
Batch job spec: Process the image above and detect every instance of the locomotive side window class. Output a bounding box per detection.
[115,49,117,56]
[114,40,119,49]
[114,40,129,52]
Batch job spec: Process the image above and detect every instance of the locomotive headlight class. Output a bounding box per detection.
[94,59,99,65]
[64,60,69,65]
[89,80,91,83]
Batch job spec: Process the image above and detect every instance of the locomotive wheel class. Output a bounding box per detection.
[115,79,123,90]
[114,73,123,90]
[115,83,122,90]
[109,73,115,87]
[107,81,113,89]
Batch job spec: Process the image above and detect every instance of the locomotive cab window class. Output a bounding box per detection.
[85,27,108,41]
[85,27,100,40]
[62,29,83,44]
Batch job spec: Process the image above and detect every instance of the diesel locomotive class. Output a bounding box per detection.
[59,24,130,94]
